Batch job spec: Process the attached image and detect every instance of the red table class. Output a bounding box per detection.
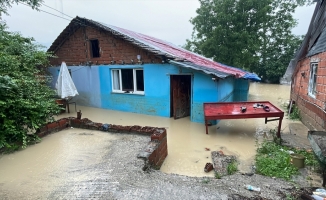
[204,101,284,138]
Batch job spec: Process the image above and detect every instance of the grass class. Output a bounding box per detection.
[214,172,221,179]
[286,194,295,200]
[255,138,320,181]
[227,161,238,175]
[289,105,301,120]
[202,178,210,184]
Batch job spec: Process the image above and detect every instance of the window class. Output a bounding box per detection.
[90,39,100,58]
[111,69,144,94]
[308,63,318,98]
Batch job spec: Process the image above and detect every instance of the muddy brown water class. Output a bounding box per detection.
[0,83,293,193]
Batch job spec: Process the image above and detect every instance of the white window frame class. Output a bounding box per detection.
[111,68,144,95]
[308,63,318,98]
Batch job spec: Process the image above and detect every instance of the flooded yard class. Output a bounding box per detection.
[51,83,291,177]
[0,83,301,199]
[161,82,292,176]
[0,129,119,199]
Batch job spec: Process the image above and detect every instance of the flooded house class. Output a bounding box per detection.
[285,0,326,131]
[48,16,259,123]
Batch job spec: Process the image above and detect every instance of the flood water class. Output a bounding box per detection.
[161,82,292,176]
[0,129,118,199]
[0,83,292,192]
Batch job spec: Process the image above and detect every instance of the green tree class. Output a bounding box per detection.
[0,23,59,150]
[0,0,42,16]
[186,0,308,83]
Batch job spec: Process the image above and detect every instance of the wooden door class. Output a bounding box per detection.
[171,75,191,119]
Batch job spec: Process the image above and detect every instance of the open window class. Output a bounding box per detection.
[308,63,318,98]
[90,39,100,58]
[111,68,144,94]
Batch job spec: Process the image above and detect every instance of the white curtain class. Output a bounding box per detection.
[112,70,120,90]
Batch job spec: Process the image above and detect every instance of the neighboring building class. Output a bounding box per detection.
[286,0,326,130]
[48,16,259,123]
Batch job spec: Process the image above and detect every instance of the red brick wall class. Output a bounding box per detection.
[50,26,162,66]
[291,52,326,131]
[37,117,168,170]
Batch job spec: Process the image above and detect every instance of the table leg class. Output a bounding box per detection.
[205,120,208,134]
[67,102,70,113]
[323,167,325,187]
[277,117,283,138]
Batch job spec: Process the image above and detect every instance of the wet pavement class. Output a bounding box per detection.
[0,82,317,199]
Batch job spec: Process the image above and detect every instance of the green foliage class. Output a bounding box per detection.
[202,178,210,183]
[255,141,298,180]
[289,105,301,120]
[214,172,221,179]
[0,23,60,150]
[296,149,320,170]
[0,0,43,16]
[186,0,309,83]
[255,140,320,180]
[227,161,238,175]
[286,194,295,200]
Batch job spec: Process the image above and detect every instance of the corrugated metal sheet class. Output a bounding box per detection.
[308,26,326,57]
[169,60,230,78]
[48,16,260,80]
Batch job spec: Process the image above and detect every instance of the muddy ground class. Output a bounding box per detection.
[0,130,321,200]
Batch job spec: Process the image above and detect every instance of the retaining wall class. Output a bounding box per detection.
[36,117,168,170]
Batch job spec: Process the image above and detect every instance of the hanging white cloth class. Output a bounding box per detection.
[55,62,79,98]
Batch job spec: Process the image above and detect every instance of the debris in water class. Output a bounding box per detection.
[204,163,213,172]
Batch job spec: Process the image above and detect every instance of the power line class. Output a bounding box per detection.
[19,2,86,27]
[70,66,89,73]
[41,2,74,19]
[19,2,71,21]
[19,1,132,67]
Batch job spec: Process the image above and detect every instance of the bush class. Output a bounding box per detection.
[0,23,60,150]
[255,140,319,181]
[289,105,300,120]
[227,161,238,175]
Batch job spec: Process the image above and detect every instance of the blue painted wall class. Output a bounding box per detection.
[234,79,249,101]
[49,64,249,123]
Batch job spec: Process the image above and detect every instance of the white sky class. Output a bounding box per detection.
[2,0,316,49]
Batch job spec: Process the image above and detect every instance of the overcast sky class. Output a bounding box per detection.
[2,0,316,49]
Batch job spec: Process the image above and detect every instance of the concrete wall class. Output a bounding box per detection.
[290,52,326,131]
[49,64,249,124]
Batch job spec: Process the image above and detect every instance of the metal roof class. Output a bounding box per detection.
[283,0,326,82]
[48,16,260,81]
[307,26,326,57]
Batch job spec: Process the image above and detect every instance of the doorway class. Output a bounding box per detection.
[170,75,191,119]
